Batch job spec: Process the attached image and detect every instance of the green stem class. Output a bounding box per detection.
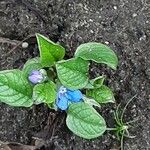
[120,130,125,150]
[120,94,137,124]
[106,128,117,131]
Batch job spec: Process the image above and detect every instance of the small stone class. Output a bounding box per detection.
[90,30,94,33]
[105,41,109,44]
[22,42,29,48]
[132,104,136,108]
[120,80,123,83]
[133,13,137,17]
[89,19,93,22]
[139,35,146,41]
[113,6,117,10]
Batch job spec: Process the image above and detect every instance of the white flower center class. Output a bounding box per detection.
[59,86,67,95]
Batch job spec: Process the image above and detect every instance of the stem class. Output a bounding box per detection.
[114,104,122,126]
[125,117,139,124]
[120,130,125,150]
[106,128,118,131]
[120,94,137,124]
[114,111,122,126]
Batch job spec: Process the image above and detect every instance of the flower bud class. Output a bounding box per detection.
[28,69,47,84]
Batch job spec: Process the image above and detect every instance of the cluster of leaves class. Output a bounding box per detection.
[0,34,118,139]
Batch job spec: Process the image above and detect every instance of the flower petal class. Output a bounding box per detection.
[55,96,68,110]
[66,90,82,102]
[29,70,40,75]
[28,70,43,84]
[28,75,42,84]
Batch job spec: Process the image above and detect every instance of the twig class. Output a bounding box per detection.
[0,141,36,150]
[0,37,20,45]
[4,34,35,57]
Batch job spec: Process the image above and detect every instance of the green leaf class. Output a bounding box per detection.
[87,85,115,103]
[33,81,56,104]
[56,58,89,89]
[66,102,106,139]
[91,76,105,87]
[36,33,65,67]
[0,70,33,107]
[22,57,42,77]
[82,95,101,108]
[85,76,105,89]
[75,42,118,70]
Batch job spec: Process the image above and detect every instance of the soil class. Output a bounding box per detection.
[0,0,150,150]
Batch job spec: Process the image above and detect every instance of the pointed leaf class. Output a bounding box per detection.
[66,102,106,139]
[33,81,56,104]
[82,95,101,108]
[56,58,89,89]
[75,42,118,70]
[87,85,115,103]
[36,33,65,67]
[0,70,33,107]
[85,76,105,89]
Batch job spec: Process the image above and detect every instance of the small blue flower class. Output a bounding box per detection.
[56,86,83,110]
[28,69,47,84]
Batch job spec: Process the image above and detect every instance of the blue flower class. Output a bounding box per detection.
[56,86,83,110]
[28,69,47,84]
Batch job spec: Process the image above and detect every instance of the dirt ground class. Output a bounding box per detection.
[0,0,150,150]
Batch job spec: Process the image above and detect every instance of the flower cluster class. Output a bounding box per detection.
[28,69,82,110]
[56,86,82,110]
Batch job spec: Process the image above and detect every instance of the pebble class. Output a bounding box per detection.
[133,13,137,17]
[22,42,29,48]
[105,41,109,44]
[113,6,117,10]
